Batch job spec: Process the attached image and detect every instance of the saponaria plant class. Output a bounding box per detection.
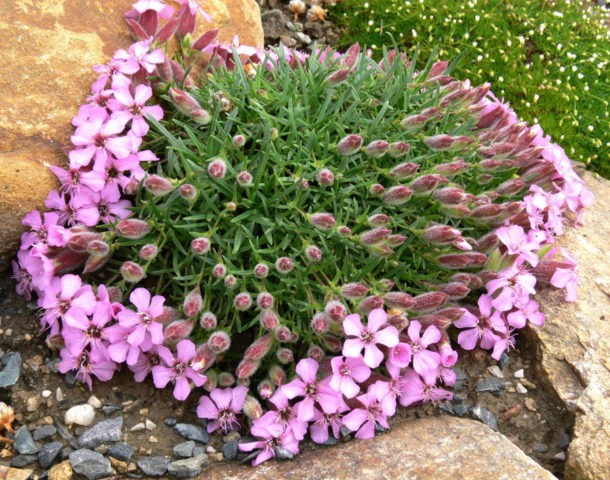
[12,0,593,465]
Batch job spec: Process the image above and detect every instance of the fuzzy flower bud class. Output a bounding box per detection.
[164,320,194,345]
[436,252,489,269]
[304,245,323,262]
[437,282,471,300]
[208,158,227,179]
[217,372,235,387]
[224,274,237,289]
[212,263,227,278]
[225,201,237,211]
[365,140,390,158]
[193,344,216,372]
[450,273,483,289]
[237,171,253,187]
[274,325,292,343]
[236,359,260,379]
[191,237,211,255]
[387,234,407,246]
[257,379,275,399]
[424,134,472,151]
[388,141,410,157]
[435,159,470,176]
[389,162,419,179]
[242,395,263,420]
[86,239,109,258]
[260,310,280,330]
[276,347,294,364]
[369,183,386,196]
[232,134,246,147]
[360,227,391,245]
[139,243,158,261]
[256,292,274,310]
[423,225,461,244]
[191,109,212,125]
[315,168,335,187]
[120,261,145,283]
[383,292,415,309]
[169,88,201,115]
[234,292,253,311]
[325,300,347,322]
[143,174,174,196]
[203,371,218,392]
[309,212,337,230]
[307,345,325,362]
[199,311,217,330]
[337,226,352,236]
[178,183,197,202]
[367,214,391,226]
[116,218,150,239]
[410,291,449,313]
[496,178,526,196]
[432,187,467,205]
[244,334,273,361]
[275,256,294,274]
[383,185,413,205]
[253,263,269,278]
[327,68,351,85]
[337,134,363,155]
[310,312,330,334]
[358,295,384,314]
[208,331,231,353]
[341,282,370,299]
[410,174,449,194]
[476,232,500,252]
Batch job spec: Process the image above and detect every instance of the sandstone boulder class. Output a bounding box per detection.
[202,416,556,480]
[0,0,263,269]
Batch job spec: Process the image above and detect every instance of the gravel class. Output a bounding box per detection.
[13,426,40,455]
[33,425,57,441]
[166,454,209,478]
[69,449,113,480]
[475,377,506,396]
[470,405,498,431]
[77,416,123,449]
[137,455,171,477]
[222,440,239,460]
[173,440,196,458]
[107,443,135,461]
[174,423,209,444]
[0,352,22,387]
[38,441,63,468]
[10,454,37,467]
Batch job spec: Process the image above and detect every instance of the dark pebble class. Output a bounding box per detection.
[61,446,74,460]
[174,423,208,443]
[452,394,466,405]
[54,418,80,449]
[11,454,37,467]
[274,446,295,460]
[470,405,498,431]
[475,377,506,397]
[321,436,339,446]
[222,440,238,460]
[102,404,123,415]
[14,425,40,455]
[173,440,195,458]
[0,352,22,388]
[138,456,171,477]
[558,431,571,449]
[533,443,549,453]
[65,371,77,387]
[452,404,469,417]
[439,402,455,415]
[165,417,177,427]
[452,367,468,391]
[69,449,113,480]
[167,455,209,478]
[192,446,205,457]
[39,441,63,468]
[126,474,143,479]
[498,352,510,369]
[33,425,57,441]
[77,416,123,449]
[108,443,135,461]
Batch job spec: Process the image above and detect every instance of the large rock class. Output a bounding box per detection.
[525,170,610,480]
[202,416,556,480]
[0,0,263,269]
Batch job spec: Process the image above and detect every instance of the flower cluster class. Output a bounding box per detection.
[12,0,592,467]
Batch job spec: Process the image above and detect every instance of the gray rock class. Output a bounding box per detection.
[13,425,40,455]
[453,368,468,391]
[475,377,506,397]
[452,404,469,417]
[10,454,37,467]
[294,32,311,45]
[274,446,295,460]
[557,430,571,449]
[174,440,196,458]
[167,454,209,478]
[0,352,22,387]
[498,351,509,369]
[61,446,74,460]
[77,416,123,449]
[69,449,113,480]
[138,456,171,477]
[108,442,135,461]
[222,440,238,460]
[174,423,208,443]
[470,405,498,431]
[192,446,205,457]
[54,418,80,449]
[164,417,177,427]
[33,425,57,441]
[102,404,123,415]
[39,441,63,468]
[533,443,549,453]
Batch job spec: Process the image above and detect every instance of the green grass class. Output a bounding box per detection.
[330,0,610,178]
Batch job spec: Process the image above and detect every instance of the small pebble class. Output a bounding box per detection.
[174,423,209,443]
[209,452,223,463]
[24,334,32,341]
[192,447,205,457]
[525,398,537,412]
[498,352,509,369]
[64,404,96,427]
[164,417,177,427]
[139,408,149,416]
[14,426,40,455]
[173,441,195,458]
[502,404,522,421]
[87,396,102,409]
[475,377,506,396]
[557,431,571,449]
[533,443,549,453]
[470,405,498,431]
[26,396,42,412]
[11,454,37,467]
[222,432,241,443]
[138,456,171,477]
[522,379,537,390]
[487,365,504,378]
[514,369,524,379]
[56,388,64,402]
[554,451,567,461]
[42,390,52,399]
[145,419,156,431]
[43,416,54,425]
[516,382,528,394]
[222,440,238,460]
[205,445,215,453]
[131,422,146,432]
[33,425,57,441]
[149,435,158,443]
[108,443,135,462]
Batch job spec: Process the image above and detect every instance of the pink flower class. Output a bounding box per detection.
[454,297,507,351]
[239,415,300,466]
[40,275,96,335]
[495,225,542,267]
[385,342,412,378]
[329,356,371,398]
[126,39,165,73]
[106,324,145,366]
[20,210,66,250]
[342,309,399,368]
[116,288,165,349]
[151,339,207,400]
[128,345,164,382]
[398,368,452,407]
[309,403,348,444]
[341,381,395,439]
[196,386,248,433]
[404,321,442,383]
[58,348,116,390]
[507,299,545,328]
[109,83,164,137]
[62,300,112,359]
[266,389,308,441]
[49,165,106,194]
[486,264,537,312]
[551,262,578,302]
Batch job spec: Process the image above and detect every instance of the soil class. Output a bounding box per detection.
[0,2,575,478]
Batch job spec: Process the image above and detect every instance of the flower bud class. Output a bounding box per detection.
[191,108,211,125]
[410,174,449,194]
[169,88,200,115]
[224,274,237,288]
[208,158,227,179]
[378,278,395,290]
[337,134,363,155]
[225,201,237,211]
[435,160,470,176]
[311,312,330,334]
[237,171,253,187]
[106,286,123,304]
[212,263,227,278]
[116,219,150,240]
[190,237,211,255]
[436,252,489,269]
[475,232,500,252]
[257,379,275,399]
[358,295,384,314]
[309,212,336,230]
[232,134,246,147]
[369,183,386,196]
[496,178,526,196]
[432,187,467,205]
[275,256,294,274]
[304,245,323,262]
[423,225,461,245]
[183,289,203,317]
[178,183,197,202]
[120,261,145,282]
[365,140,390,158]
[383,185,413,205]
[450,273,483,289]
[410,291,449,313]
[164,320,194,344]
[193,344,216,372]
[236,359,260,379]
[86,239,109,257]
[256,292,274,310]
[388,162,419,179]
[388,141,410,157]
[337,225,352,236]
[360,227,391,245]
[269,364,286,386]
[476,174,494,185]
[143,174,174,196]
[307,345,325,362]
[151,306,177,324]
[242,395,263,420]
[203,371,218,392]
[234,292,253,311]
[139,243,158,261]
[437,282,471,300]
[274,325,292,343]
[440,204,471,218]
[532,260,574,284]
[244,334,273,361]
[327,68,350,85]
[341,282,370,299]
[83,253,110,274]
[217,372,235,387]
[199,311,217,330]
[383,292,415,309]
[276,348,294,364]
[470,203,506,220]
[424,134,472,151]
[260,310,280,330]
[387,234,407,246]
[208,331,231,353]
[253,263,269,278]
[325,300,347,322]
[387,313,409,331]
[270,127,279,139]
[316,168,335,186]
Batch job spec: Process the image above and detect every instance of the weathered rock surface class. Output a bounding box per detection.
[201,416,556,480]
[525,170,610,480]
[0,0,263,268]
[0,466,33,480]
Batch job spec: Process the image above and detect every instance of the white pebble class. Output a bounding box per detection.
[516,382,528,394]
[514,369,525,379]
[87,395,103,409]
[553,451,566,461]
[56,388,64,402]
[64,404,96,426]
[41,390,52,399]
[149,435,158,443]
[130,422,146,432]
[205,446,216,453]
[487,366,504,378]
[145,419,156,431]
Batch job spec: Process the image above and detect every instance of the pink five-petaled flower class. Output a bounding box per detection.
[309,402,349,444]
[495,225,542,267]
[329,356,371,398]
[116,288,165,350]
[507,298,545,328]
[20,210,66,250]
[342,309,399,368]
[398,368,452,407]
[550,255,578,302]
[58,347,116,390]
[385,342,412,379]
[404,320,442,384]
[239,415,300,467]
[62,299,113,360]
[280,358,341,422]
[196,386,248,433]
[108,82,164,137]
[341,381,396,439]
[151,339,206,401]
[486,264,537,312]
